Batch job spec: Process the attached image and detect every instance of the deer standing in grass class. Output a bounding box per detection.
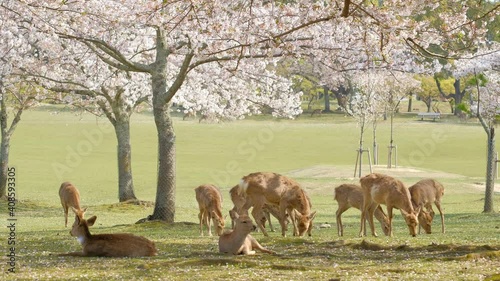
[229,184,286,232]
[219,213,275,255]
[359,173,420,237]
[61,208,157,257]
[409,178,445,234]
[59,182,84,227]
[195,184,225,236]
[237,172,316,237]
[183,111,197,120]
[334,184,390,237]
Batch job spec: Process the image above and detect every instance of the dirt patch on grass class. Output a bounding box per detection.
[286,165,466,180]
[346,240,500,261]
[286,165,500,192]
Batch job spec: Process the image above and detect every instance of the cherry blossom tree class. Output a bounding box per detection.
[345,71,384,176]
[0,3,35,199]
[452,45,500,213]
[174,62,302,121]
[7,14,152,202]
[5,0,496,221]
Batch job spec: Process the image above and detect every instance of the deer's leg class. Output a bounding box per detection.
[279,203,290,237]
[198,209,204,236]
[207,212,213,236]
[434,201,445,233]
[251,203,268,237]
[386,206,394,237]
[336,205,349,237]
[367,203,378,237]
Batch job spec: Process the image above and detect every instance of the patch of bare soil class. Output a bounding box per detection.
[286,165,466,180]
[286,165,500,192]
[350,240,500,260]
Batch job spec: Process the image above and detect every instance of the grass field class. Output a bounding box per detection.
[1,105,499,280]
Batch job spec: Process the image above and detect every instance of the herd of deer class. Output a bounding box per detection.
[57,172,445,257]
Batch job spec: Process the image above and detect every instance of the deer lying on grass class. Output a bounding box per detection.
[195,184,225,236]
[237,172,316,237]
[59,182,85,227]
[409,178,445,234]
[229,184,286,232]
[359,173,420,237]
[334,183,390,237]
[61,208,157,257]
[219,213,275,255]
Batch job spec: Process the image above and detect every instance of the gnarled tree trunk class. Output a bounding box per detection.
[483,127,495,213]
[150,100,176,222]
[114,118,137,201]
[0,88,24,199]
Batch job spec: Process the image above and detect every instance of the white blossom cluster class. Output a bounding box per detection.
[0,0,496,119]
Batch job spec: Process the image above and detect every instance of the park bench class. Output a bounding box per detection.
[417,112,441,121]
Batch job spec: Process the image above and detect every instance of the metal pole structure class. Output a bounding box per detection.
[354,148,372,177]
[387,111,397,168]
[395,145,398,168]
[358,149,363,178]
[354,149,360,177]
[367,149,373,174]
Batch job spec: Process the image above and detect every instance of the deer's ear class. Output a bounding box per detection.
[414,205,422,215]
[309,211,317,221]
[87,216,97,226]
[293,209,302,218]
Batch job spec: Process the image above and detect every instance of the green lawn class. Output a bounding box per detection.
[2,106,499,280]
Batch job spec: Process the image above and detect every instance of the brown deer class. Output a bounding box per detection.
[409,178,445,234]
[229,184,286,232]
[237,172,316,237]
[334,183,390,237]
[219,213,275,255]
[60,208,157,257]
[359,173,420,237]
[195,184,225,236]
[183,111,197,120]
[59,182,84,227]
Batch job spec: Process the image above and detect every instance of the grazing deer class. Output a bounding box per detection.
[334,184,390,237]
[59,182,84,227]
[237,172,316,237]
[359,173,420,237]
[310,109,322,117]
[219,213,275,255]
[61,208,157,257]
[183,111,197,120]
[229,184,286,232]
[409,178,445,234]
[195,184,225,236]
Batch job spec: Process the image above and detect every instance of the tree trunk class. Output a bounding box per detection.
[484,127,495,213]
[453,79,464,116]
[0,133,10,199]
[407,92,413,112]
[323,86,331,112]
[114,118,137,202]
[150,101,176,222]
[425,97,431,113]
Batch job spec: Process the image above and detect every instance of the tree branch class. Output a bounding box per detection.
[58,33,152,73]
